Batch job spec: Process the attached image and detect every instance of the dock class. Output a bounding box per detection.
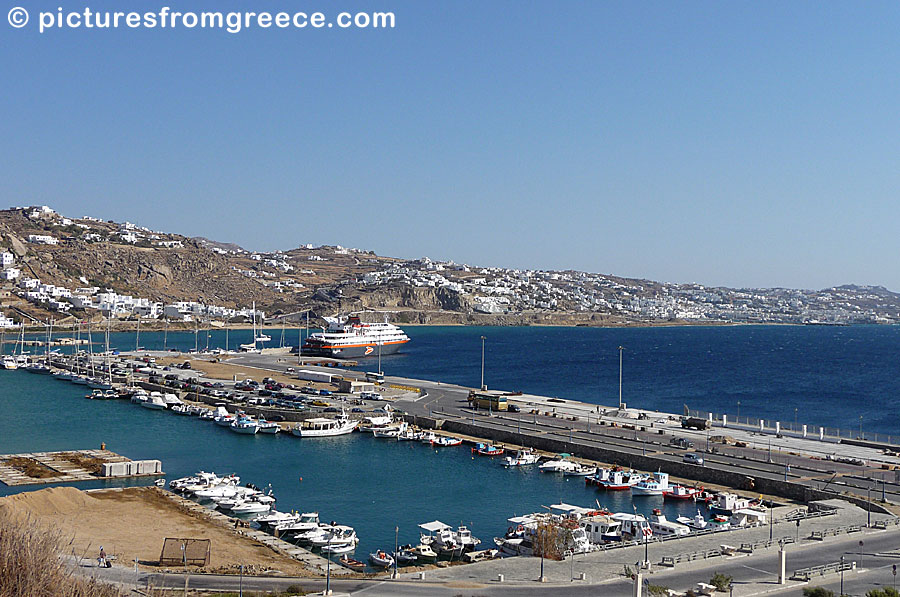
[0,449,162,486]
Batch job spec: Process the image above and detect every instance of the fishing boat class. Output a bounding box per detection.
[647,509,690,537]
[472,442,504,457]
[418,431,437,443]
[231,415,260,435]
[596,470,643,490]
[611,513,652,540]
[676,510,709,531]
[632,472,669,496]
[372,421,407,439]
[392,549,418,566]
[214,412,236,427]
[397,427,421,441]
[368,550,394,568]
[171,404,193,415]
[431,436,462,447]
[708,492,753,516]
[503,448,540,467]
[257,419,280,434]
[291,410,358,437]
[663,484,700,500]
[339,555,366,571]
[407,543,437,563]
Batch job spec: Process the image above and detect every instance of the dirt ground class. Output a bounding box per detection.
[155,357,317,388]
[0,486,314,575]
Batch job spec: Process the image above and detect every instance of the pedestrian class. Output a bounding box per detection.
[98,546,106,568]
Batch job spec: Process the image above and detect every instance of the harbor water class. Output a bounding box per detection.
[12,323,899,433]
[0,370,701,564]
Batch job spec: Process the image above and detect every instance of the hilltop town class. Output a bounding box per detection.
[0,205,898,328]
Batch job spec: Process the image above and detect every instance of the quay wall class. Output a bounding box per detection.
[406,414,893,514]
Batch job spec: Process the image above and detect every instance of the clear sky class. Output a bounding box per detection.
[3,1,899,291]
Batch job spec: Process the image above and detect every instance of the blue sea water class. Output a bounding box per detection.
[1,324,898,562]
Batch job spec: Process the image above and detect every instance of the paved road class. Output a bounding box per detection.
[224,354,900,507]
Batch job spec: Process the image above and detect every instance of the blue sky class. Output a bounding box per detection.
[3,1,900,290]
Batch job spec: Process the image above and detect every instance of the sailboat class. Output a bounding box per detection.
[240,301,266,351]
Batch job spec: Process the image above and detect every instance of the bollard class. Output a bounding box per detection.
[802,424,807,438]
[100,442,106,451]
[722,414,727,428]
[778,548,786,584]
[819,427,825,440]
[497,574,504,582]
[775,421,780,435]
[633,572,643,597]
[760,420,765,432]
[418,571,426,580]
[578,572,587,581]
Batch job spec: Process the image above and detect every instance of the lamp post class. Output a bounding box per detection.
[794,408,798,430]
[617,346,624,409]
[737,400,740,420]
[394,526,399,579]
[840,555,845,595]
[480,336,486,390]
[859,415,863,439]
[325,532,332,596]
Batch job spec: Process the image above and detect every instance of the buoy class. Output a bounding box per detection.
[100,442,106,450]
[299,476,303,482]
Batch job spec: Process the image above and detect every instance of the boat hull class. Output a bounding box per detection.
[302,340,407,359]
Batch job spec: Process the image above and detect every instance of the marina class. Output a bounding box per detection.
[1,324,900,589]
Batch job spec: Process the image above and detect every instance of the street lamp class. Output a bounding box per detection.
[794,408,798,430]
[736,401,740,420]
[480,336,486,390]
[859,415,863,439]
[840,555,845,595]
[394,525,399,579]
[325,532,332,596]
[617,346,625,409]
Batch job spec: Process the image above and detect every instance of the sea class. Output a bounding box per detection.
[0,324,898,565]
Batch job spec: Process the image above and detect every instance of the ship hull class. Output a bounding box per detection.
[302,340,408,359]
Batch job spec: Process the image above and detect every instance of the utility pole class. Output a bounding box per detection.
[618,346,624,409]
[480,336,486,390]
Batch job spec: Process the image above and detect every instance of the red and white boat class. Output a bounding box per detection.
[597,470,643,491]
[663,484,700,500]
[472,443,504,457]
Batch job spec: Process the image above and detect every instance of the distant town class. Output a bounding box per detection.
[1,205,898,328]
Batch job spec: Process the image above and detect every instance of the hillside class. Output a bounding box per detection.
[0,205,898,327]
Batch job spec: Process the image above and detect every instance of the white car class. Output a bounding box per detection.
[683,453,704,465]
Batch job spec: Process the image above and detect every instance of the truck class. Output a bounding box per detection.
[295,369,336,384]
[681,417,710,431]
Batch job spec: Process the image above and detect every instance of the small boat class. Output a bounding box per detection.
[215,413,236,427]
[539,455,581,474]
[472,442,504,457]
[632,472,669,496]
[419,431,437,443]
[140,394,167,410]
[257,419,280,434]
[393,549,418,566]
[310,525,358,548]
[155,478,166,487]
[1,356,18,370]
[231,416,260,435]
[339,555,366,571]
[563,463,597,477]
[408,543,437,563]
[368,550,394,568]
[503,448,540,467]
[322,543,355,555]
[171,404,193,415]
[676,510,709,531]
[372,422,407,439]
[432,436,462,447]
[663,484,700,500]
[648,509,690,537]
[230,495,276,514]
[255,510,299,527]
[597,470,643,490]
[397,428,421,441]
[198,410,216,421]
[291,410,359,437]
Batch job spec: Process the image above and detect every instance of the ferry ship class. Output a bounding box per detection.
[302,315,410,359]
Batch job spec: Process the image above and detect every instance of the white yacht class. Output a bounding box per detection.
[291,411,358,437]
[539,455,580,473]
[676,510,709,531]
[140,393,167,410]
[503,448,541,467]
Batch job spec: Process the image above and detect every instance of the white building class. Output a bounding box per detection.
[27,234,58,245]
[1,268,20,281]
[1,252,14,267]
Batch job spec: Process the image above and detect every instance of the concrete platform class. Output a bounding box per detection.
[0,449,154,486]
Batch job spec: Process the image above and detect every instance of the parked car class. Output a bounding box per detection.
[683,453,704,465]
[507,404,521,413]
